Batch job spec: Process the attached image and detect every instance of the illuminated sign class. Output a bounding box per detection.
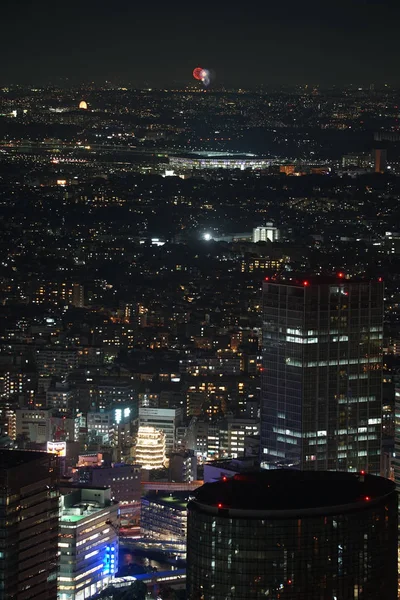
[47,441,66,457]
[114,407,131,424]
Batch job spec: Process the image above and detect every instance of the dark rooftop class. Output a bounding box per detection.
[144,490,191,510]
[263,274,383,287]
[192,470,395,512]
[0,449,48,469]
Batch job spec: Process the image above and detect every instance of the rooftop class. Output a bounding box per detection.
[192,471,395,513]
[61,514,85,523]
[143,491,191,510]
[0,449,48,468]
[263,274,383,287]
[205,457,257,473]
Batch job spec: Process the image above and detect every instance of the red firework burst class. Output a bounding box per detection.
[193,67,203,81]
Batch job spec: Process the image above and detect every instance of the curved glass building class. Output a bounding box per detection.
[187,471,397,600]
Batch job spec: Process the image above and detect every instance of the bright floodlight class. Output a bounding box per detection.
[204,233,212,241]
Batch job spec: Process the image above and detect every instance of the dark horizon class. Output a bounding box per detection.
[2,0,400,87]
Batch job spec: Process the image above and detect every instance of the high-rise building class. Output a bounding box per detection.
[86,410,115,444]
[58,486,119,600]
[138,407,182,454]
[0,449,59,600]
[187,471,398,600]
[226,416,259,458]
[46,381,76,413]
[261,276,384,473]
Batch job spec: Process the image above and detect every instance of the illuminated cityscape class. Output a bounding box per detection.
[2,0,400,598]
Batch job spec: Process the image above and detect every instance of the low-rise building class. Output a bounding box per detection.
[76,463,141,502]
[141,491,189,554]
[15,408,78,443]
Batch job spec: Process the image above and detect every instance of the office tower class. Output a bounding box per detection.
[187,471,398,600]
[253,223,279,243]
[0,449,59,600]
[138,407,182,454]
[58,486,119,600]
[261,276,384,473]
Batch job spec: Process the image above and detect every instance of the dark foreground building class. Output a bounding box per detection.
[0,450,59,600]
[187,471,397,600]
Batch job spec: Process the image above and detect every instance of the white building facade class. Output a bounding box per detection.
[58,487,119,600]
[253,223,279,243]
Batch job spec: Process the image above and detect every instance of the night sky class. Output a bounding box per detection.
[1,0,399,87]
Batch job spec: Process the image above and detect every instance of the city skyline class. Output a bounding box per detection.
[1,21,400,597]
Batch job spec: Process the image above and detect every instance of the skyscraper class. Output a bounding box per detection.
[187,471,398,600]
[261,276,384,473]
[0,449,59,599]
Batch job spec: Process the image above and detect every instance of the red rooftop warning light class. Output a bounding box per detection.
[303,280,309,286]
[365,496,370,501]
[338,272,345,278]
[218,503,223,508]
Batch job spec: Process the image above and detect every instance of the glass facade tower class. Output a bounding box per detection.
[0,449,59,600]
[187,471,398,600]
[261,277,384,473]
